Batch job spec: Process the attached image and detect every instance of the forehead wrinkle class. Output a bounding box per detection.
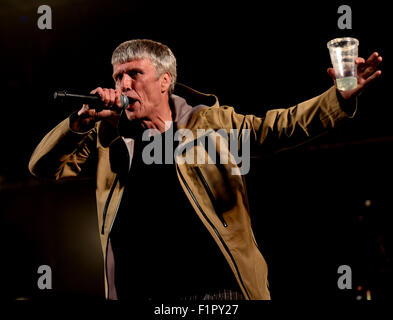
[113,59,150,79]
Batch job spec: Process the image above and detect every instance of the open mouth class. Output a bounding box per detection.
[126,97,138,109]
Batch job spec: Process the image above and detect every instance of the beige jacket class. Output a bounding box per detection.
[29,84,356,300]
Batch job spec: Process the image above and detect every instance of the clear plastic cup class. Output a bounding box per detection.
[327,37,359,91]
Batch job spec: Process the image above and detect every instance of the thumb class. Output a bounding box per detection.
[327,67,336,83]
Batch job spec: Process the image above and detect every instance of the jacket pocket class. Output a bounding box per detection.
[194,166,228,227]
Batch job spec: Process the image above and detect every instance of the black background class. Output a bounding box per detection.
[0,0,392,302]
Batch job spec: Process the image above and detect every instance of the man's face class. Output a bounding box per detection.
[112,58,168,121]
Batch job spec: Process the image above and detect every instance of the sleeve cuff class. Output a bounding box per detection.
[68,111,96,134]
[336,88,358,118]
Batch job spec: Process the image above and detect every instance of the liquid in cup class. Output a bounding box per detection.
[327,37,359,91]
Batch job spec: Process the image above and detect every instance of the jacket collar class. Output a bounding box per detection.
[171,83,218,128]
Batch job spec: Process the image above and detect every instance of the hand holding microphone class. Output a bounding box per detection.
[55,87,129,132]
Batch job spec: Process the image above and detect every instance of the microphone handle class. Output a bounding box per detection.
[53,91,128,111]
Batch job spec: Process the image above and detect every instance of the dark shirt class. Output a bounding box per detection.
[109,125,241,300]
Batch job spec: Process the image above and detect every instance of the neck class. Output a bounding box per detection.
[141,101,173,133]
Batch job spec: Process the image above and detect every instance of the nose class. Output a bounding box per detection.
[119,74,132,93]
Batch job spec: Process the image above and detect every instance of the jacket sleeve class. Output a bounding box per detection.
[28,115,98,180]
[206,86,357,156]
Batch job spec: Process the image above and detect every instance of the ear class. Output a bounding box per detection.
[160,72,172,94]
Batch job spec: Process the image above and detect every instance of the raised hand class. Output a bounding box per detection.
[71,87,123,131]
[328,52,383,100]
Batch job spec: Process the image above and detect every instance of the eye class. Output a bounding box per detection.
[128,70,142,79]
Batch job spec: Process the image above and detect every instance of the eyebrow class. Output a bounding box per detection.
[112,67,143,80]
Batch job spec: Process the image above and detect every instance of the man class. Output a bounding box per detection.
[29,39,382,300]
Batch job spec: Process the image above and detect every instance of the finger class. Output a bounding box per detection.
[90,87,102,95]
[363,70,382,87]
[96,109,118,119]
[358,52,382,73]
[92,87,107,108]
[86,108,116,120]
[354,59,366,78]
[109,89,116,107]
[371,54,383,69]
[327,67,336,82]
[366,52,380,63]
[366,53,383,70]
[114,88,123,108]
[360,57,383,79]
[86,109,98,119]
[355,57,366,65]
[102,88,110,106]
[77,104,90,116]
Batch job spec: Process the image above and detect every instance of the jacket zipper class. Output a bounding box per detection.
[194,166,228,227]
[176,164,251,300]
[102,174,126,299]
[101,174,120,235]
[100,173,120,299]
[104,234,111,299]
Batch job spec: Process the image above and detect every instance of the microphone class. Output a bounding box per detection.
[53,90,129,111]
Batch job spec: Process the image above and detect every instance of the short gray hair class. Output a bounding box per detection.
[111,39,177,94]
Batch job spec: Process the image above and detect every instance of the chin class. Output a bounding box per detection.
[125,110,138,121]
